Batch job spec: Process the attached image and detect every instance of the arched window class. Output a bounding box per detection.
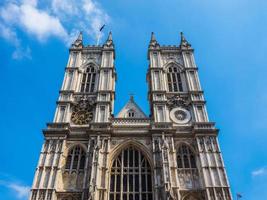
[167,65,183,92]
[177,145,196,169]
[128,109,135,118]
[80,65,97,93]
[109,146,153,200]
[65,146,86,171]
[176,144,199,189]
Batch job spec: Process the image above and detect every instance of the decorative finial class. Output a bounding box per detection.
[149,32,159,48]
[179,32,191,48]
[104,31,113,47]
[107,31,113,41]
[77,31,83,41]
[151,32,156,41]
[71,31,83,48]
[129,93,135,102]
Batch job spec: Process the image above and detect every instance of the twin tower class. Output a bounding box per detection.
[29,32,232,200]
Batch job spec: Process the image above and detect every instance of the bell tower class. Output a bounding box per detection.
[147,32,208,126]
[30,32,116,200]
[147,32,232,200]
[54,31,116,126]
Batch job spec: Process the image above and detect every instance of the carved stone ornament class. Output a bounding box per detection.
[170,107,191,124]
[71,96,95,125]
[167,95,190,109]
[82,53,101,64]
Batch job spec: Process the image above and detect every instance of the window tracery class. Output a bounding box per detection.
[177,144,199,189]
[65,146,86,172]
[167,65,183,92]
[109,146,153,200]
[80,65,97,93]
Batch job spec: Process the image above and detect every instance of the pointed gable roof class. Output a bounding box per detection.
[116,96,147,118]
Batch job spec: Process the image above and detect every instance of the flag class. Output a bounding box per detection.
[99,24,105,32]
[237,193,242,199]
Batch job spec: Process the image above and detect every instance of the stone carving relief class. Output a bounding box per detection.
[167,95,190,109]
[82,53,101,64]
[162,54,184,65]
[71,96,96,125]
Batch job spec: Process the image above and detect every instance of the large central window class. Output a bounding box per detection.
[109,146,152,200]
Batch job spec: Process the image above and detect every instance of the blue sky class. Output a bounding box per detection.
[0,0,267,199]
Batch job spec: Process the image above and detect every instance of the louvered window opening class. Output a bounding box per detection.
[167,66,183,92]
[80,66,96,93]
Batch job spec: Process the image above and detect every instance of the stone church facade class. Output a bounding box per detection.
[29,32,232,200]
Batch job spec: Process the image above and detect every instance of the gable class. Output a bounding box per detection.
[116,97,147,118]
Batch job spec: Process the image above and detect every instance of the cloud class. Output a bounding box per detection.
[0,2,68,42]
[0,0,110,59]
[0,178,30,199]
[0,23,31,59]
[8,183,30,199]
[252,167,267,177]
[51,0,110,43]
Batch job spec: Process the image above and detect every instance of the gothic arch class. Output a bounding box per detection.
[163,61,184,72]
[108,139,153,169]
[79,63,98,93]
[64,144,87,171]
[67,143,87,153]
[80,60,100,72]
[108,140,154,200]
[164,62,186,92]
[176,143,200,189]
[182,193,201,200]
[175,142,197,155]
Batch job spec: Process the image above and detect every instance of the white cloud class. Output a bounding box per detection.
[0,0,110,59]
[252,167,267,177]
[0,23,31,59]
[20,4,68,41]
[8,183,31,199]
[0,2,68,42]
[0,178,30,200]
[12,46,31,60]
[51,0,110,42]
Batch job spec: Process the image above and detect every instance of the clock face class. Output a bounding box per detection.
[170,107,191,124]
[71,110,93,125]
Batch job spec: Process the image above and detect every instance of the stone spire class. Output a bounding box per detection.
[151,32,156,42]
[104,31,114,47]
[149,32,159,48]
[71,31,83,48]
[179,32,191,49]
[107,31,113,41]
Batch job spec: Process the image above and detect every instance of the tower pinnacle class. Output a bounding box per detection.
[104,31,113,47]
[149,32,159,48]
[179,32,191,49]
[71,31,83,48]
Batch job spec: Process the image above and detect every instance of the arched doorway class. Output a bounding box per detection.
[109,146,153,200]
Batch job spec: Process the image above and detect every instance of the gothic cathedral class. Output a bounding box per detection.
[29,32,232,200]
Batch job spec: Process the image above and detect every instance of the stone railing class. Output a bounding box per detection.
[193,122,216,130]
[112,118,150,127]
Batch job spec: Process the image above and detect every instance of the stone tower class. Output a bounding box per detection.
[29,32,232,200]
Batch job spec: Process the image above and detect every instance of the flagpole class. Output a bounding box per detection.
[96,24,105,45]
[96,33,100,45]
